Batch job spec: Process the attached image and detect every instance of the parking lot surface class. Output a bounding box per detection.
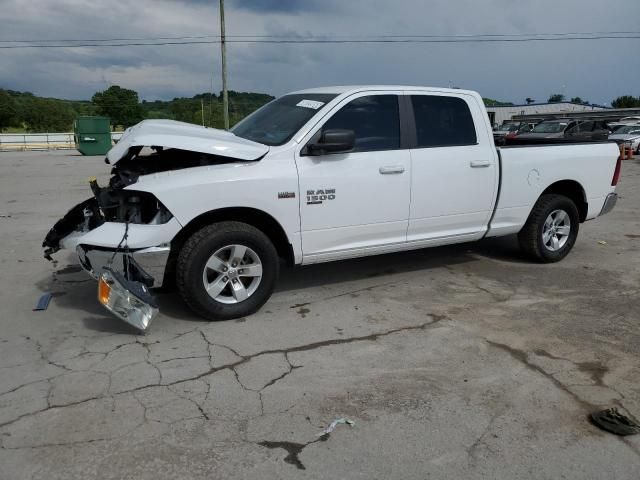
[1,151,639,479]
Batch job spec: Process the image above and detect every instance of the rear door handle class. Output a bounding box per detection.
[470,160,491,168]
[379,166,405,175]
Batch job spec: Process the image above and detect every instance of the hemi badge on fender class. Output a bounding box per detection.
[278,192,296,199]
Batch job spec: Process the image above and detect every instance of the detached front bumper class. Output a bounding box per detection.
[77,244,171,288]
[46,215,182,288]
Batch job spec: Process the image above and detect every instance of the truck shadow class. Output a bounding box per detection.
[36,234,526,332]
[156,235,526,321]
[275,234,526,293]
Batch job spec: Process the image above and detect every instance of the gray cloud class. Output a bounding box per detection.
[233,0,329,13]
[0,0,638,105]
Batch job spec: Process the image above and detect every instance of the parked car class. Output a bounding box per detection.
[609,117,640,132]
[609,124,640,153]
[43,86,621,329]
[619,116,640,124]
[516,119,609,141]
[564,120,610,141]
[493,121,533,144]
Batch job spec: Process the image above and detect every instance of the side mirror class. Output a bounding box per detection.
[307,129,355,155]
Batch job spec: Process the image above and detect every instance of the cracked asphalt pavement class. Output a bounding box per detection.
[1,151,639,479]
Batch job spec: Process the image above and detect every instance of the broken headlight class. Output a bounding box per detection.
[98,267,158,331]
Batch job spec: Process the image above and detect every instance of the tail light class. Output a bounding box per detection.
[611,155,622,186]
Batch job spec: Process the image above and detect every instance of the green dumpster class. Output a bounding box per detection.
[74,116,112,156]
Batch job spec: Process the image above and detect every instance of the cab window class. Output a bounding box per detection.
[321,95,400,152]
[410,95,477,148]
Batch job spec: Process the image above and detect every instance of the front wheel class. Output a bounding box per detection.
[176,222,279,320]
[518,194,580,263]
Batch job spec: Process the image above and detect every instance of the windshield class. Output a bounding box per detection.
[232,93,337,146]
[533,122,568,133]
[614,125,640,135]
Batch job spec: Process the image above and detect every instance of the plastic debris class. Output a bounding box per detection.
[597,241,607,245]
[317,418,355,436]
[33,292,53,311]
[590,407,640,436]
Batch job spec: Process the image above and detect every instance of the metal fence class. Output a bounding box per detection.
[0,132,124,152]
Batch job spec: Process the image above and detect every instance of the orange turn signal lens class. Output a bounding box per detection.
[98,276,112,305]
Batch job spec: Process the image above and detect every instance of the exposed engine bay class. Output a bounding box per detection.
[108,146,239,189]
[42,147,243,258]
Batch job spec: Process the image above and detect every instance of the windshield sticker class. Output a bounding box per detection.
[297,99,325,110]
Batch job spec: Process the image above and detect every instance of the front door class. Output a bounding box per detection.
[295,93,411,260]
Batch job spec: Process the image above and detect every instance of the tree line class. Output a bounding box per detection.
[0,85,274,132]
[1,85,639,133]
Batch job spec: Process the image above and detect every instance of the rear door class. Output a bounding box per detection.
[406,92,498,241]
[295,92,411,259]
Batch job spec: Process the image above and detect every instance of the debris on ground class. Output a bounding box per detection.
[317,418,355,436]
[590,407,640,436]
[597,241,607,245]
[33,292,53,311]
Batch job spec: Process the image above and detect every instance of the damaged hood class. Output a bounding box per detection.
[107,120,269,164]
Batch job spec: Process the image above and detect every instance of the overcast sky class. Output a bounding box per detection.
[1,0,638,105]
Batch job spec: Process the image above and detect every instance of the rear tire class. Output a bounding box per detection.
[518,194,579,263]
[176,222,279,320]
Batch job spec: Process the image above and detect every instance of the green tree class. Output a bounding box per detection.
[570,97,583,104]
[0,90,18,131]
[525,97,535,105]
[170,98,199,123]
[548,94,565,103]
[22,98,75,131]
[92,85,144,127]
[611,95,640,108]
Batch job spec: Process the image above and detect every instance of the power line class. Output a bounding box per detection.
[0,31,637,43]
[0,35,638,49]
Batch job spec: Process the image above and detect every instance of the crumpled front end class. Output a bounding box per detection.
[43,193,180,288]
[42,188,181,331]
[42,119,268,330]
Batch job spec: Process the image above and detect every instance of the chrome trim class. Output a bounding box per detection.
[599,193,618,217]
[76,244,171,288]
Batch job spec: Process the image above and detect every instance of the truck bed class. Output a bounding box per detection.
[487,141,620,238]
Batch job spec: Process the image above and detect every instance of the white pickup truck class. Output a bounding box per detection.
[44,86,621,329]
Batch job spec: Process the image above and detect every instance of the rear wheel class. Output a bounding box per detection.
[176,222,278,320]
[518,194,579,263]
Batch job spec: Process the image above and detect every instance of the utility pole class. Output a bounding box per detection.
[219,0,229,130]
[201,99,205,126]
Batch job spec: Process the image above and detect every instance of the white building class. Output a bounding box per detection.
[486,102,607,127]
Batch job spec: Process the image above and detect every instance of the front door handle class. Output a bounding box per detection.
[379,166,405,175]
[470,160,491,168]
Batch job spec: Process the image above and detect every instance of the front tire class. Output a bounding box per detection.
[176,222,279,320]
[518,194,579,263]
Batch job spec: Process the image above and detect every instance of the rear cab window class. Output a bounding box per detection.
[410,95,477,148]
